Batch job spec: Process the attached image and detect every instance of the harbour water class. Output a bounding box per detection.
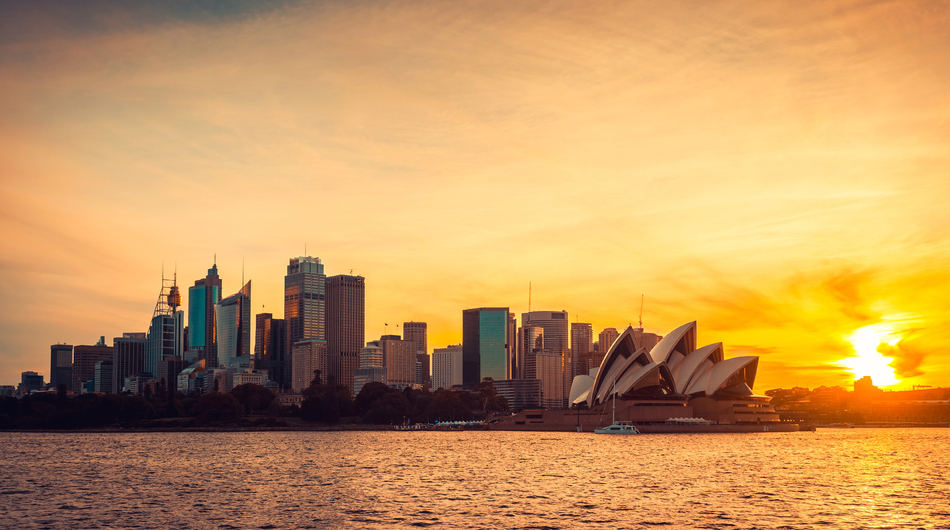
[2,429,948,529]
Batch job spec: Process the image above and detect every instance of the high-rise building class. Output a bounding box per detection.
[353,343,386,396]
[255,313,287,389]
[536,351,564,409]
[522,311,570,403]
[73,339,113,394]
[157,356,187,392]
[432,344,463,390]
[285,255,326,345]
[326,275,365,392]
[94,360,114,393]
[633,328,662,351]
[403,322,428,388]
[571,322,594,377]
[146,274,185,377]
[462,307,512,387]
[379,335,417,390]
[113,333,146,393]
[507,313,517,382]
[49,344,73,392]
[19,371,44,395]
[292,339,328,392]
[597,327,620,369]
[520,325,544,380]
[188,263,222,368]
[216,280,252,369]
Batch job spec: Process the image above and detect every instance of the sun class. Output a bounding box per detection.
[837,324,901,387]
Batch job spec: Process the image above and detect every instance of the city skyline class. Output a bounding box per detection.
[2,1,950,391]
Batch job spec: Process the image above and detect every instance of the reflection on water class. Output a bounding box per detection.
[1,429,948,529]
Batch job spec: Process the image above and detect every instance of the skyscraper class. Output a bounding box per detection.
[462,307,512,387]
[49,344,73,392]
[292,339,328,392]
[571,322,594,377]
[73,339,113,394]
[432,344,463,390]
[146,274,185,377]
[522,311,570,403]
[379,335,417,390]
[598,327,620,368]
[255,313,287,388]
[285,256,326,344]
[216,280,252,369]
[520,325,544,379]
[403,321,428,389]
[353,343,386,396]
[326,274,365,392]
[113,333,146,393]
[189,263,222,367]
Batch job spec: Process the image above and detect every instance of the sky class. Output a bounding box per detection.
[2,0,949,392]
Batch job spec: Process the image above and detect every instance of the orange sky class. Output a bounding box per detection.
[2,0,949,391]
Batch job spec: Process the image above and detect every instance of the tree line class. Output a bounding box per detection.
[0,374,508,430]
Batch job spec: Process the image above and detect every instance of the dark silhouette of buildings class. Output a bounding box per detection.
[72,339,112,394]
[49,344,73,392]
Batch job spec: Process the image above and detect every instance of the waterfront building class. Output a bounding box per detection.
[94,360,114,393]
[188,263,222,368]
[353,343,387,396]
[462,307,512,388]
[432,344,463,390]
[285,256,326,359]
[522,311,570,404]
[216,281,252,369]
[379,335,416,390]
[494,379,542,411]
[73,339,113,394]
[113,333,146,393]
[292,339,328,392]
[255,313,288,390]
[403,321,429,389]
[326,274,365,392]
[49,344,73,392]
[18,371,44,395]
[571,322,594,377]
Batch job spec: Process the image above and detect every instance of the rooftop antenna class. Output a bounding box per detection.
[639,294,644,329]
[305,243,307,256]
[214,253,216,265]
[242,256,245,286]
[529,281,532,313]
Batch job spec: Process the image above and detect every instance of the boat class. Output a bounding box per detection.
[594,382,639,435]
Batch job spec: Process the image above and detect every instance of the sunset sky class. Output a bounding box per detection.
[2,0,949,391]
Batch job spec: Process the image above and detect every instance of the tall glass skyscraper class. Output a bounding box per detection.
[462,307,512,388]
[216,280,251,369]
[284,256,325,389]
[188,263,222,367]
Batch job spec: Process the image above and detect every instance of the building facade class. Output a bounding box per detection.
[379,335,417,390]
[571,322,594,377]
[292,339,328,392]
[403,321,429,389]
[432,344,464,390]
[353,343,387,396]
[94,360,114,393]
[188,263,222,368]
[113,333,146,393]
[285,256,326,350]
[49,344,73,392]
[462,307,512,388]
[73,340,113,394]
[255,313,287,389]
[325,274,365,392]
[216,280,252,369]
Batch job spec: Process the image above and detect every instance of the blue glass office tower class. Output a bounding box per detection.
[189,263,222,367]
[462,307,512,388]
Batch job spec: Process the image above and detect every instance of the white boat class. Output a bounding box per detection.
[594,382,639,435]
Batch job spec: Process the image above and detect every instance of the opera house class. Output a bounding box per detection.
[493,321,798,433]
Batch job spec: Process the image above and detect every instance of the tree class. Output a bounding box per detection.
[191,392,244,425]
[230,384,276,415]
[213,377,220,393]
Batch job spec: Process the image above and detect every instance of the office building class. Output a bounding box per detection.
[403,321,429,388]
[216,281,252,369]
[255,313,287,389]
[353,343,386,396]
[522,311,570,401]
[379,335,416,390]
[536,351,564,409]
[432,344,463,390]
[494,379,542,411]
[19,371,44,395]
[462,307,512,387]
[73,339,113,394]
[292,339,328,392]
[49,344,73,392]
[633,328,663,351]
[571,322,594,376]
[285,255,326,346]
[520,325,544,379]
[158,356,187,392]
[326,274,365,391]
[188,263,222,367]
[113,333,146,393]
[146,275,185,377]
[94,360,114,393]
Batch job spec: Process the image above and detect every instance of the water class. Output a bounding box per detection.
[1,429,948,529]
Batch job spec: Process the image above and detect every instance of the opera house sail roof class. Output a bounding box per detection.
[572,321,763,409]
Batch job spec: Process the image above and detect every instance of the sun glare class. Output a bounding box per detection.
[837,324,900,387]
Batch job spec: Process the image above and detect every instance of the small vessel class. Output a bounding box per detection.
[594,383,639,435]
